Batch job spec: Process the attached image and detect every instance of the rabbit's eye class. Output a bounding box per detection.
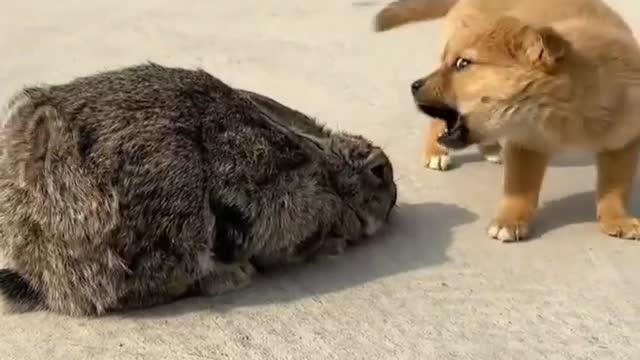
[370,164,386,181]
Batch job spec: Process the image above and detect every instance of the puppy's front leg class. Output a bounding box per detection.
[596,140,640,239]
[423,120,451,171]
[488,144,550,242]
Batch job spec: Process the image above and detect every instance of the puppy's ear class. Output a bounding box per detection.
[499,16,567,72]
[520,26,567,71]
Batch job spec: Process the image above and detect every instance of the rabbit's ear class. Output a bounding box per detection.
[2,90,65,188]
[16,105,59,187]
[272,119,333,159]
[2,88,79,188]
[244,94,331,157]
[286,128,329,153]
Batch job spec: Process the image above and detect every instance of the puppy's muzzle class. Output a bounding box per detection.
[411,79,424,95]
[410,78,471,149]
[416,104,471,151]
[436,114,469,150]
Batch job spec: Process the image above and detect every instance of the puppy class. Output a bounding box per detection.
[374,0,640,241]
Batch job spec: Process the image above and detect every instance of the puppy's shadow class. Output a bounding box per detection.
[448,152,492,169]
[534,191,599,237]
[451,151,594,168]
[352,1,379,7]
[125,202,477,318]
[531,171,640,237]
[549,154,594,168]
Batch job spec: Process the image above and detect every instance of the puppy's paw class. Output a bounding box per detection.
[424,154,451,171]
[599,217,640,240]
[487,218,531,242]
[200,261,256,297]
[483,153,502,164]
[478,143,502,164]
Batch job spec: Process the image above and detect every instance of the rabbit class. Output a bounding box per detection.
[0,63,397,316]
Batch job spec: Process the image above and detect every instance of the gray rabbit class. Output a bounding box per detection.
[0,63,397,316]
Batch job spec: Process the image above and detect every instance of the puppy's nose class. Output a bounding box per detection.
[411,79,425,95]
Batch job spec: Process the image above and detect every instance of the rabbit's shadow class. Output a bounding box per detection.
[125,202,477,318]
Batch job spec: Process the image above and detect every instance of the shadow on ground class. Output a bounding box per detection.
[534,187,640,238]
[123,202,477,318]
[534,191,599,237]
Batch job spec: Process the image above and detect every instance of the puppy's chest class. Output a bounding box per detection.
[518,99,639,152]
[532,119,640,153]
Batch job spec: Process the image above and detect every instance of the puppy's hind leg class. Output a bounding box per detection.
[596,140,640,240]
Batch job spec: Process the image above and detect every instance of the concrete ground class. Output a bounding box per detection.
[1,0,639,359]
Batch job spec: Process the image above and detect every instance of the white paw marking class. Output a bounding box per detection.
[487,224,529,242]
[425,154,451,171]
[483,153,502,164]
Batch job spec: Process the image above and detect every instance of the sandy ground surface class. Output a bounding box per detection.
[0,0,639,359]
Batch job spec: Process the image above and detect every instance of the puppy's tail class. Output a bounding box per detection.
[0,269,44,312]
[374,0,457,32]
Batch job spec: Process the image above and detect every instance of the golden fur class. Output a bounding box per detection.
[375,0,640,241]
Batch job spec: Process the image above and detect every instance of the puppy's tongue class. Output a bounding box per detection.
[437,115,469,150]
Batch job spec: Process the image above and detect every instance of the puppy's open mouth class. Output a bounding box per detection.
[417,103,470,150]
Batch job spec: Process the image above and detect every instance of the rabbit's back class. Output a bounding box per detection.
[42,63,310,187]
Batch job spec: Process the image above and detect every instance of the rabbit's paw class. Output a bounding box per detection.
[200,261,256,297]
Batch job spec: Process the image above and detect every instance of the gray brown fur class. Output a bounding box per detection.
[0,63,397,316]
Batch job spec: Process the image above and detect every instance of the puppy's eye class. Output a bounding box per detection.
[454,57,472,71]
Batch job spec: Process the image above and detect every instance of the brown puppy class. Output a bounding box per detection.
[374,0,640,241]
